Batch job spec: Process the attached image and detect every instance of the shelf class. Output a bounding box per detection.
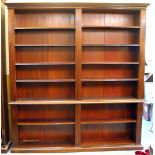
[82,62,139,65]
[17,121,75,126]
[82,44,140,47]
[15,44,139,47]
[15,26,140,30]
[15,44,75,47]
[82,78,138,82]
[16,62,139,66]
[17,119,135,126]
[18,143,75,148]
[9,98,144,105]
[81,137,135,147]
[16,79,75,83]
[15,62,75,66]
[82,25,140,29]
[81,118,136,125]
[14,27,75,30]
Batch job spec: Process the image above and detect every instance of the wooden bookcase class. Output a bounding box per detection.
[6,2,148,153]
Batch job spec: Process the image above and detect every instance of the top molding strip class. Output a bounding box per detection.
[5,1,150,9]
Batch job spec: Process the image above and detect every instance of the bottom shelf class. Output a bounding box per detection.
[19,141,74,147]
[19,124,75,147]
[81,137,135,147]
[81,123,136,147]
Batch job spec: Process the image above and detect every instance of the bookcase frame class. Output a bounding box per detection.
[7,2,148,153]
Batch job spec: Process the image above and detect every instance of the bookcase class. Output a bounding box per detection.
[7,2,148,153]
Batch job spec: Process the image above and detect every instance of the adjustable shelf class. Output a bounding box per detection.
[82,78,138,82]
[16,79,75,83]
[81,137,135,147]
[15,62,75,66]
[9,98,144,105]
[82,62,139,65]
[15,44,75,47]
[82,44,140,47]
[14,26,75,30]
[17,121,75,126]
[82,25,140,29]
[81,118,136,124]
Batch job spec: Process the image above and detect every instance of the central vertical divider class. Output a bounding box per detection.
[75,8,82,146]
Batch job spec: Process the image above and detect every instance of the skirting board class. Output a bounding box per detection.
[11,144,143,153]
[1,141,12,153]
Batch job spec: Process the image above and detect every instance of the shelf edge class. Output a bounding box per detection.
[9,98,144,105]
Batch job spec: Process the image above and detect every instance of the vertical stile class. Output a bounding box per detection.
[8,9,19,146]
[75,8,82,146]
[136,9,146,144]
[10,105,19,146]
[8,9,17,100]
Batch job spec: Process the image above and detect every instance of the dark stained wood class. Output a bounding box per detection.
[17,105,75,123]
[136,103,143,144]
[15,27,75,30]
[10,105,19,146]
[82,44,140,47]
[16,83,75,99]
[81,123,136,145]
[82,81,137,99]
[82,26,140,29]
[81,104,137,122]
[82,10,140,27]
[75,104,81,146]
[81,137,135,147]
[10,144,143,153]
[9,98,144,105]
[75,8,82,146]
[17,122,75,125]
[137,9,146,98]
[19,125,75,145]
[16,65,74,80]
[82,62,139,65]
[82,47,139,62]
[7,3,147,152]
[15,62,75,65]
[136,9,146,145]
[16,79,75,83]
[9,9,17,100]
[15,44,75,47]
[82,65,138,79]
[75,8,82,99]
[16,47,75,63]
[82,79,138,82]
[15,10,75,27]
[6,2,149,9]
[83,29,139,45]
[15,30,75,45]
[82,119,136,124]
